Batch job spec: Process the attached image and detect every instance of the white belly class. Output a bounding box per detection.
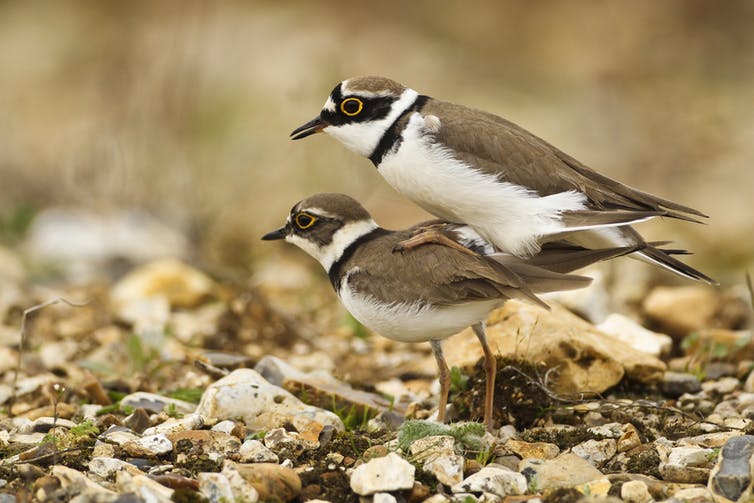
[378,114,587,256]
[339,281,500,343]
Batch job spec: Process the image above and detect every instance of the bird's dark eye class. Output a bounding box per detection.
[294,212,317,230]
[340,97,363,117]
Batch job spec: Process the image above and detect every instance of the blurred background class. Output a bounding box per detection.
[1,0,753,284]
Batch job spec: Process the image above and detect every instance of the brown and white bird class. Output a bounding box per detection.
[262,192,633,430]
[291,76,713,284]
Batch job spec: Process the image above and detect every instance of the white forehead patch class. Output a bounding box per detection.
[323,96,336,113]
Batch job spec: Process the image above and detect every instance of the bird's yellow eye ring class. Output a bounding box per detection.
[340,97,363,117]
[294,212,317,230]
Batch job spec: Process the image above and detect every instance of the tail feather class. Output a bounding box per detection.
[635,247,717,285]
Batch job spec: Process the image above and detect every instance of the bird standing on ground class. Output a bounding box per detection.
[262,192,634,430]
[291,76,713,284]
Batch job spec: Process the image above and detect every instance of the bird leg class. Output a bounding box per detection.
[394,228,478,256]
[430,340,450,424]
[472,321,496,432]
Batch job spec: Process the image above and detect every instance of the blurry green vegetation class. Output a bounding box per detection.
[0,203,36,245]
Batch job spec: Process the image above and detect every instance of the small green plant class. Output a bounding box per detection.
[168,388,204,404]
[96,402,135,416]
[41,432,61,447]
[331,397,373,431]
[165,403,182,418]
[475,445,493,465]
[70,420,99,437]
[0,203,36,244]
[450,366,469,394]
[397,420,486,452]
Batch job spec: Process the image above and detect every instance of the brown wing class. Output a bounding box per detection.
[344,231,590,309]
[422,99,706,221]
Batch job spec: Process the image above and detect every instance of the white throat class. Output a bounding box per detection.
[322,88,419,157]
[286,219,379,271]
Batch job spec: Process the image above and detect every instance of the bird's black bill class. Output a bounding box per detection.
[261,227,287,241]
[290,116,326,140]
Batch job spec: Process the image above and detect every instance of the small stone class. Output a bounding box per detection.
[519,453,605,492]
[227,461,300,502]
[111,258,216,311]
[621,480,652,503]
[702,377,740,395]
[597,313,672,357]
[124,434,173,457]
[239,439,279,463]
[424,494,451,503]
[198,473,237,503]
[409,435,456,463]
[264,427,306,453]
[505,439,559,460]
[168,430,241,460]
[142,413,203,435]
[89,457,141,479]
[643,286,719,336]
[123,408,152,434]
[30,417,77,433]
[617,424,642,453]
[211,420,238,435]
[451,464,526,497]
[425,454,465,486]
[659,446,714,483]
[574,477,611,496]
[196,369,343,432]
[350,452,415,495]
[99,425,139,446]
[662,372,702,397]
[116,471,174,502]
[373,493,398,503]
[671,487,715,503]
[571,439,617,467]
[709,434,754,501]
[120,391,196,414]
[52,465,116,498]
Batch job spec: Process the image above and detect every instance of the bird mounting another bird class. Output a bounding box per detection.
[291,75,714,284]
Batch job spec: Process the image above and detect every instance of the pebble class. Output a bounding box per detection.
[116,471,174,502]
[671,487,715,503]
[120,391,196,414]
[227,461,300,502]
[196,368,344,433]
[662,372,702,397]
[702,377,740,395]
[659,446,714,484]
[111,258,216,310]
[643,286,719,336]
[141,413,203,436]
[124,434,173,457]
[239,439,279,463]
[571,438,617,467]
[409,435,456,463]
[621,480,652,503]
[198,472,237,503]
[597,313,672,357]
[505,439,560,460]
[373,493,398,503]
[210,420,238,435]
[99,425,140,446]
[709,434,754,501]
[519,453,605,491]
[350,452,415,495]
[30,417,78,433]
[425,454,465,486]
[451,464,527,497]
[52,465,116,499]
[88,457,141,479]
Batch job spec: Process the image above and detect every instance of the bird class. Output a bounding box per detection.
[290,76,714,284]
[262,192,634,430]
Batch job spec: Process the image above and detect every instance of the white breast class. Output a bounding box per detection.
[378,114,588,256]
[338,273,500,343]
